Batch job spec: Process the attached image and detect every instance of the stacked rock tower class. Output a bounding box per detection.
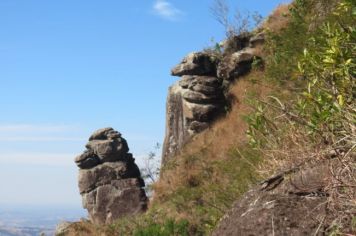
[75,128,147,225]
[162,52,225,164]
[162,33,265,165]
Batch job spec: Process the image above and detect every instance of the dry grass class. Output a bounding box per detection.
[154,71,271,201]
[64,71,276,235]
[64,1,356,234]
[262,4,290,33]
[64,221,101,236]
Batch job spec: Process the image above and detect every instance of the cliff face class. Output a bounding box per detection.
[161,73,225,164]
[74,128,147,225]
[162,33,264,165]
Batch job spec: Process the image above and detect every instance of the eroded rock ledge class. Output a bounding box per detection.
[162,33,264,164]
[75,127,147,225]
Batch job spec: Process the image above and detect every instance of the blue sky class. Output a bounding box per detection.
[0,0,290,210]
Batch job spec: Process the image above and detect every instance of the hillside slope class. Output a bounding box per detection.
[63,0,355,235]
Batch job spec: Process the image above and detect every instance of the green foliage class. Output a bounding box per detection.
[352,216,356,231]
[247,0,355,233]
[133,219,189,236]
[328,224,343,236]
[296,7,355,140]
[251,56,264,71]
[264,0,309,82]
[248,0,355,147]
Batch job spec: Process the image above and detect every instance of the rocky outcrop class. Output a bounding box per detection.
[162,34,264,164]
[171,52,217,76]
[212,162,333,236]
[162,52,225,164]
[217,47,257,81]
[75,128,147,225]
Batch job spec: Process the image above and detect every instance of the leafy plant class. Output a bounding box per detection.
[247,0,355,234]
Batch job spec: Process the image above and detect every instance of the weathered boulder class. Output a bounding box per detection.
[217,48,258,80]
[212,163,332,236]
[75,128,147,225]
[89,127,121,141]
[171,52,217,76]
[161,73,225,164]
[75,150,100,169]
[220,34,251,55]
[249,32,265,48]
[162,33,265,164]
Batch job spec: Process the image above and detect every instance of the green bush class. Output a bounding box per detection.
[248,0,355,148]
[247,0,355,233]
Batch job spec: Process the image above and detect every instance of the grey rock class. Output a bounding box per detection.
[171,52,216,76]
[161,83,188,165]
[249,32,265,48]
[220,34,251,55]
[78,161,144,194]
[189,76,222,87]
[182,90,222,104]
[82,179,147,225]
[75,128,147,225]
[231,48,256,63]
[183,102,221,122]
[189,121,209,132]
[75,150,100,169]
[85,138,129,163]
[212,162,332,236]
[162,33,265,166]
[89,127,121,141]
[179,75,195,88]
[190,84,219,95]
[217,48,257,80]
[162,79,224,165]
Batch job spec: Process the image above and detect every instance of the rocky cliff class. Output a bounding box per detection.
[74,128,147,225]
[161,33,264,164]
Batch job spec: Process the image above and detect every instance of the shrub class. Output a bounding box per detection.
[247,0,355,233]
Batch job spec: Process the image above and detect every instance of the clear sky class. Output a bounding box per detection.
[0,0,290,210]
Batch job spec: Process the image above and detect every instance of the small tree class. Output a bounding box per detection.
[210,0,263,37]
[141,143,161,197]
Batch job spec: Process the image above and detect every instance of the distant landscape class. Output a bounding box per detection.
[0,206,85,236]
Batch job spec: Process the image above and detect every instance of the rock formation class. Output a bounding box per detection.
[162,33,264,164]
[212,161,333,236]
[162,52,225,164]
[75,128,147,225]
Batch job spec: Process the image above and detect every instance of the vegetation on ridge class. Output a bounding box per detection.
[66,0,355,235]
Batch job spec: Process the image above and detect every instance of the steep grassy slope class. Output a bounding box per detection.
[65,0,355,235]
